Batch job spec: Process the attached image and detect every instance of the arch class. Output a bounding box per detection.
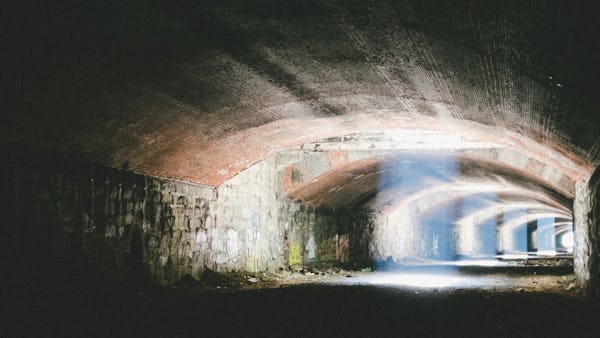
[165,117,592,187]
[454,202,570,230]
[285,149,574,211]
[273,138,583,263]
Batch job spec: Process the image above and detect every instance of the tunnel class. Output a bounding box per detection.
[4,0,600,336]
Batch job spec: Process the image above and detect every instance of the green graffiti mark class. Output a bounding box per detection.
[289,243,301,266]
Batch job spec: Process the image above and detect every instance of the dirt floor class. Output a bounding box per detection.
[7,260,600,337]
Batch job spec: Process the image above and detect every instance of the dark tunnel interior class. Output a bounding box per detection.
[4,0,600,336]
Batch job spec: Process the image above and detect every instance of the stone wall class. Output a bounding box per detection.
[210,157,284,273]
[280,203,373,269]
[578,168,600,295]
[3,153,217,286]
[574,180,592,287]
[2,148,375,286]
[2,150,281,285]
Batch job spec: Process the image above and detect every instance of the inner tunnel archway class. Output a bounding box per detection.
[274,127,587,280]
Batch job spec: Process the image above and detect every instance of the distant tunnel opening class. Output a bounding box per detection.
[283,145,576,284]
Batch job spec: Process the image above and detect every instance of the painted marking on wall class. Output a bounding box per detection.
[289,243,302,266]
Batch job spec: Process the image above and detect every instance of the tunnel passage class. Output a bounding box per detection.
[2,123,592,290]
[4,0,600,293]
[7,2,600,336]
[289,151,573,270]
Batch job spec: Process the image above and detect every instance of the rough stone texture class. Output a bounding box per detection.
[569,167,600,296]
[591,177,600,296]
[281,203,372,269]
[2,150,266,285]
[577,167,600,295]
[212,158,284,273]
[574,180,592,287]
[2,147,376,285]
[3,154,217,285]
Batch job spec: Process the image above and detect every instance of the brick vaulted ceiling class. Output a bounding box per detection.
[4,0,600,186]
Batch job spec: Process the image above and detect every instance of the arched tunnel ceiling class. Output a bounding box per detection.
[285,152,574,211]
[4,0,600,186]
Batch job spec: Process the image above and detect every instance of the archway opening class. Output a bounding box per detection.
[280,130,581,290]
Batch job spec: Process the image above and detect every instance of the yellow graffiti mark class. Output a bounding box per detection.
[289,243,301,266]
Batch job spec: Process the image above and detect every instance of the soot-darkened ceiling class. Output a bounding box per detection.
[4,0,600,185]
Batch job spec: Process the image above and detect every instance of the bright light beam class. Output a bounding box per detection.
[365,273,461,288]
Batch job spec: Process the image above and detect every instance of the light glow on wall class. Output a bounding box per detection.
[560,232,574,249]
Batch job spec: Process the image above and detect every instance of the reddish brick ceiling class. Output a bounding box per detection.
[5,0,600,185]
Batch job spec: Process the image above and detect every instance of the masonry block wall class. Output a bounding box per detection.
[581,168,600,295]
[3,155,215,286]
[3,149,376,286]
[281,203,373,269]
